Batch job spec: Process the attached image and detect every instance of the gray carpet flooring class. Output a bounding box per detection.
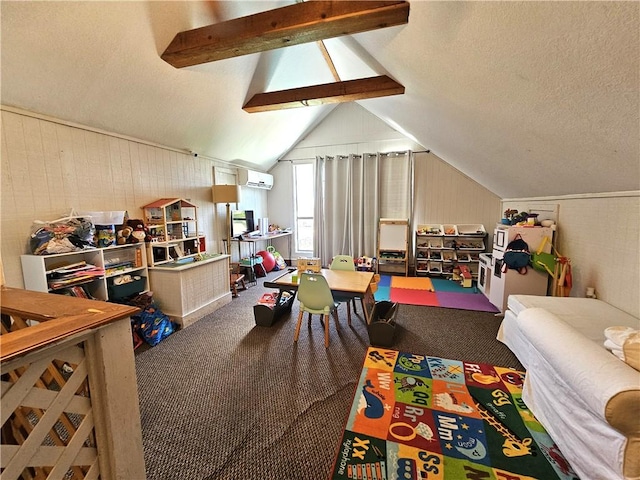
[135,270,522,480]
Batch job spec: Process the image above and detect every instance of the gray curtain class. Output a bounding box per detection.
[313,151,413,266]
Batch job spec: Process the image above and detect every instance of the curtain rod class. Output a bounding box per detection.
[279,149,431,162]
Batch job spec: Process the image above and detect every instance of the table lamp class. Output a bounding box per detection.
[212,184,241,254]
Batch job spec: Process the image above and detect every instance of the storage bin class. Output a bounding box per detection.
[416,224,443,236]
[428,251,442,261]
[253,291,295,326]
[108,276,146,299]
[367,301,399,347]
[428,261,443,274]
[81,210,127,225]
[416,260,429,272]
[442,224,458,236]
[428,237,443,249]
[442,251,456,262]
[457,224,487,236]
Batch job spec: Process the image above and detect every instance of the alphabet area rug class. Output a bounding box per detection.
[374,276,500,313]
[330,347,578,480]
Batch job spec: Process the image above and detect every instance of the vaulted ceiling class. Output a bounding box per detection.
[1,1,638,198]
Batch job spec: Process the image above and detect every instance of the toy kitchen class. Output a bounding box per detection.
[484,212,557,314]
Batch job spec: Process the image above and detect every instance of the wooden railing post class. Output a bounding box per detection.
[85,319,146,479]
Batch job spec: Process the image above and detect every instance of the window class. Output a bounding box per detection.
[293,163,314,253]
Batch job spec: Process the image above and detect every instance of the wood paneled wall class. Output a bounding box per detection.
[413,151,502,236]
[0,109,223,288]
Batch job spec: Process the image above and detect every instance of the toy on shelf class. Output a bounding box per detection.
[458,265,473,288]
[297,257,321,273]
[355,256,377,272]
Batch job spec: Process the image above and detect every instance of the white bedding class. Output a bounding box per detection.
[498,297,640,480]
[507,295,640,344]
[516,308,640,480]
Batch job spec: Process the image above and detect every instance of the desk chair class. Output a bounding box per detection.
[294,273,340,348]
[330,255,358,324]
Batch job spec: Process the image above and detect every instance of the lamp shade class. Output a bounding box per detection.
[212,184,241,204]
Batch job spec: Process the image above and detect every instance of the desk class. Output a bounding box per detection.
[264,269,376,323]
[231,231,292,263]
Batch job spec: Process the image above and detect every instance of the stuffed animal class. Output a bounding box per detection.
[131,224,147,243]
[126,219,151,243]
[117,226,134,245]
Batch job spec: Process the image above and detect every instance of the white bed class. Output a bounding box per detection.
[506,295,639,345]
[498,295,640,480]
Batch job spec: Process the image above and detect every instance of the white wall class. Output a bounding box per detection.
[213,166,268,261]
[265,160,294,258]
[0,108,244,288]
[503,193,640,317]
[271,103,425,259]
[413,151,502,239]
[270,103,502,261]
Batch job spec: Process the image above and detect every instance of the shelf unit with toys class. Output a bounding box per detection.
[21,242,149,302]
[414,224,486,279]
[142,198,206,267]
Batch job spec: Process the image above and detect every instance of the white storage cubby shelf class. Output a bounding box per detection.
[415,224,486,278]
[21,242,149,302]
[142,198,206,267]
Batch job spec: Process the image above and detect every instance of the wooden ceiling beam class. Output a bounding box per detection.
[161,1,410,68]
[242,75,404,113]
[316,40,341,81]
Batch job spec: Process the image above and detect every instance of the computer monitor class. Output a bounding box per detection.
[231,210,255,237]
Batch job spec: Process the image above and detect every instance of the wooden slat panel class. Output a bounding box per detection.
[243,75,405,113]
[1,360,89,479]
[0,445,97,468]
[162,1,409,68]
[46,412,96,480]
[1,380,91,415]
[0,358,50,425]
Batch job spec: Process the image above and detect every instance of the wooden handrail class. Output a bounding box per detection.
[0,286,139,363]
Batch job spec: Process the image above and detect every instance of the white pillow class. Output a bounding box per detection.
[604,327,640,371]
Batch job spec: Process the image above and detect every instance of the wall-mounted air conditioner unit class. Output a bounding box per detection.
[238,169,273,190]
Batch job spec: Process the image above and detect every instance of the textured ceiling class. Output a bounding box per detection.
[1,1,638,198]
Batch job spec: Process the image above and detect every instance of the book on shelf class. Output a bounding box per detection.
[54,285,94,299]
[49,275,94,289]
[48,262,105,288]
[70,285,88,298]
[105,261,134,276]
[50,261,89,274]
